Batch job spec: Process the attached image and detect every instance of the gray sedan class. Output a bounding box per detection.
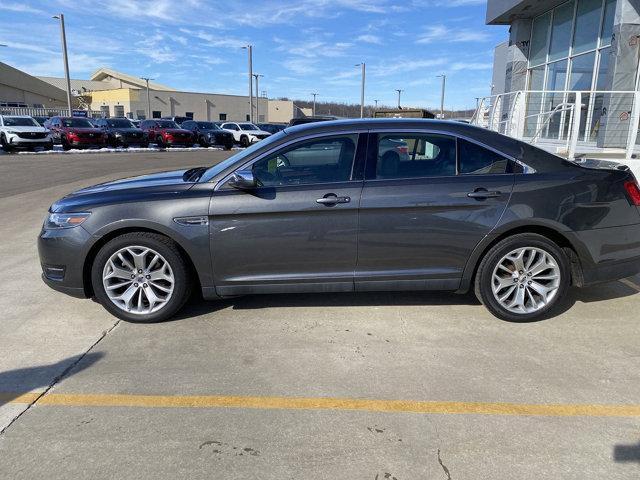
[38,119,640,322]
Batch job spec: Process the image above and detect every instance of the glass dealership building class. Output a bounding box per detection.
[486,0,640,148]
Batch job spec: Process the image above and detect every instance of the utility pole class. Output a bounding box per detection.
[242,45,253,122]
[252,73,263,123]
[437,74,446,119]
[374,99,379,108]
[53,14,73,116]
[395,89,403,109]
[141,77,153,119]
[311,93,318,116]
[356,63,366,118]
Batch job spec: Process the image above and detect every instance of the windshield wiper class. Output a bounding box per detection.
[182,167,208,182]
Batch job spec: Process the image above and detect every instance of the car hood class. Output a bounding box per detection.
[50,168,199,212]
[3,126,48,133]
[65,127,102,134]
[111,128,144,134]
[161,128,191,135]
[245,130,271,136]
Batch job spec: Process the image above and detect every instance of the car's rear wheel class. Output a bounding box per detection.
[91,232,192,322]
[475,233,570,322]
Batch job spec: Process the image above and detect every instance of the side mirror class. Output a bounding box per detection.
[229,170,257,189]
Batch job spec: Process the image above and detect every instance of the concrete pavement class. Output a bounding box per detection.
[0,150,639,479]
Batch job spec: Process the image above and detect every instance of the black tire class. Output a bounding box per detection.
[1,134,13,152]
[240,135,249,148]
[224,141,233,150]
[155,135,165,148]
[43,142,53,151]
[198,135,209,148]
[91,232,192,323]
[61,136,72,151]
[474,233,570,322]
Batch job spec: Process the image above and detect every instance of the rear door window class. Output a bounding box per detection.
[458,139,511,174]
[372,133,456,179]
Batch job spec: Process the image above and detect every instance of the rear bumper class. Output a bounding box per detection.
[573,223,640,285]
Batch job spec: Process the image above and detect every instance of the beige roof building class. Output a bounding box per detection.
[1,62,70,108]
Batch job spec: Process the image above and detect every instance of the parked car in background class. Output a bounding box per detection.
[220,122,271,147]
[161,116,190,127]
[32,116,50,127]
[130,119,142,128]
[139,119,194,148]
[257,123,287,135]
[87,118,101,127]
[95,117,148,148]
[44,116,106,150]
[0,115,53,152]
[37,118,640,323]
[181,120,234,149]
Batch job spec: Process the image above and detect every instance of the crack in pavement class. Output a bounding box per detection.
[0,319,120,436]
[437,448,452,480]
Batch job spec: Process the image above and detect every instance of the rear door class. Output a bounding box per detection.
[355,131,516,291]
[209,132,366,295]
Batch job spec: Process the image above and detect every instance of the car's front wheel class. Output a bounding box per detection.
[475,233,570,322]
[91,232,192,322]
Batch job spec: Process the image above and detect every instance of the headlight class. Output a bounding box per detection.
[44,212,91,229]
[6,130,18,134]
[114,132,123,137]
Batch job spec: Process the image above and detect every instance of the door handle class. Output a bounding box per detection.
[467,189,501,199]
[316,194,351,205]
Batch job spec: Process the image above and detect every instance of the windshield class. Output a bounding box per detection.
[200,130,287,183]
[106,119,134,128]
[3,117,39,127]
[197,122,220,130]
[239,123,259,131]
[156,120,179,128]
[62,118,93,128]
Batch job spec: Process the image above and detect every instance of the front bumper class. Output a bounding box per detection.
[7,134,53,148]
[68,138,106,147]
[38,226,93,298]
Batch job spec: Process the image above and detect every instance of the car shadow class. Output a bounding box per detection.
[0,352,104,407]
[614,440,640,463]
[172,278,639,323]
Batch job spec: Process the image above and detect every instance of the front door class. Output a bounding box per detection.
[355,131,516,291]
[210,133,364,296]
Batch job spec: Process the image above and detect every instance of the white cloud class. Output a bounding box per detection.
[357,34,382,44]
[416,24,490,44]
[451,62,492,70]
[0,2,45,14]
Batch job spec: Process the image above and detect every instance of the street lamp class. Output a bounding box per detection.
[374,99,379,108]
[141,77,154,119]
[242,45,253,122]
[395,89,403,109]
[52,14,73,116]
[436,74,446,119]
[311,93,319,116]
[356,63,365,118]
[252,73,263,123]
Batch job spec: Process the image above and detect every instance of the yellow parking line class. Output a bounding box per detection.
[2,392,640,417]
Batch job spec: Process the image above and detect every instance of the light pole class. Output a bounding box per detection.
[52,14,73,116]
[252,73,263,123]
[437,74,446,119]
[356,63,366,118]
[395,89,403,109]
[311,93,319,116]
[242,45,253,122]
[374,99,379,108]
[141,77,153,119]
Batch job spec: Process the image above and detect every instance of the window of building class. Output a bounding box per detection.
[152,111,161,119]
[373,134,456,180]
[219,113,227,121]
[136,110,146,120]
[526,0,616,142]
[185,112,194,119]
[114,105,124,117]
[100,105,110,118]
[250,135,358,187]
[246,114,251,121]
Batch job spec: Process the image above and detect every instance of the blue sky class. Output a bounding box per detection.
[0,0,507,110]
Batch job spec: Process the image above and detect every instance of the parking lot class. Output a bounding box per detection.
[0,149,639,479]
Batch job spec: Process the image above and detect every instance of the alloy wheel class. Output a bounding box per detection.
[491,247,561,314]
[102,245,175,315]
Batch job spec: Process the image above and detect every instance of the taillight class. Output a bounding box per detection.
[624,180,640,206]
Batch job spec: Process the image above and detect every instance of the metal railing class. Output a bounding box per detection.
[472,90,640,162]
[0,106,102,118]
